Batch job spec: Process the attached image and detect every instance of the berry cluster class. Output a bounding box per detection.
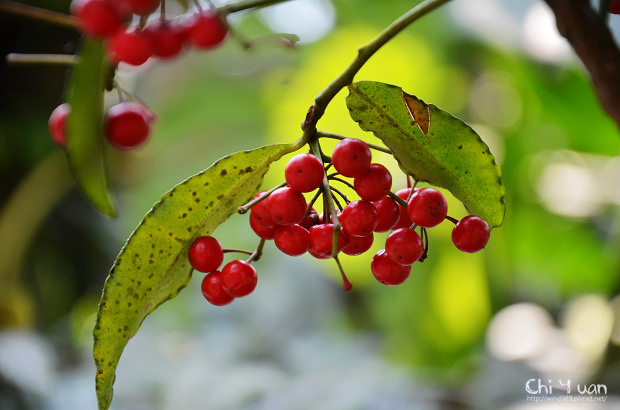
[48,100,155,150]
[71,0,229,66]
[189,138,492,306]
[188,236,258,306]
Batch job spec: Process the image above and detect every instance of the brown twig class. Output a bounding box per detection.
[544,0,620,129]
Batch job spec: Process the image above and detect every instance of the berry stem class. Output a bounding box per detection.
[327,175,355,190]
[246,238,266,263]
[333,256,353,291]
[218,0,292,15]
[6,53,78,65]
[388,191,408,208]
[223,248,254,256]
[0,0,76,28]
[309,136,343,257]
[329,185,351,205]
[318,131,392,154]
[238,181,287,214]
[445,215,459,225]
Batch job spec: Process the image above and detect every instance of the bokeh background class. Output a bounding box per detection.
[2,0,620,409]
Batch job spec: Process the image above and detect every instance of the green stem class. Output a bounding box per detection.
[238,181,287,214]
[292,0,451,151]
[219,0,292,14]
[0,0,76,28]
[317,131,393,154]
[246,239,266,263]
[388,191,408,208]
[6,53,78,65]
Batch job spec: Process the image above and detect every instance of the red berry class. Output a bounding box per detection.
[371,249,411,286]
[220,260,257,298]
[124,0,159,15]
[308,224,348,258]
[185,12,228,49]
[300,208,320,229]
[407,187,447,228]
[250,191,275,228]
[354,163,392,202]
[107,27,154,66]
[451,215,490,253]
[104,102,152,150]
[71,0,124,38]
[249,213,276,240]
[372,197,400,232]
[392,187,414,230]
[331,138,372,178]
[48,103,70,147]
[274,224,310,256]
[285,153,324,193]
[342,233,373,256]
[145,20,185,59]
[201,271,234,306]
[611,0,620,14]
[266,187,306,225]
[385,228,424,265]
[188,236,224,273]
[339,200,378,237]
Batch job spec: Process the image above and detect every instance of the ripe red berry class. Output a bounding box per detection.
[392,187,414,230]
[339,200,378,237]
[300,208,320,229]
[342,233,373,256]
[124,0,159,15]
[185,12,228,49]
[188,236,224,273]
[611,0,620,14]
[48,103,70,147]
[250,191,275,228]
[385,228,424,265]
[372,196,400,232]
[331,138,372,177]
[71,0,124,38]
[201,271,234,306]
[266,187,306,225]
[451,215,490,253]
[220,260,257,298]
[407,187,447,228]
[107,27,154,66]
[308,223,348,258]
[249,212,276,240]
[145,20,185,59]
[104,102,152,150]
[274,224,310,256]
[371,249,411,286]
[285,153,324,193]
[354,163,392,202]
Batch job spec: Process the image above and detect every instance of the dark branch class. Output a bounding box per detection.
[544,0,620,129]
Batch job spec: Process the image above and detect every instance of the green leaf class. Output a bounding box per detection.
[66,39,116,217]
[93,143,292,410]
[346,81,505,228]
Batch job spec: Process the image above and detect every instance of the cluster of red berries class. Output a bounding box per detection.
[189,138,492,306]
[48,100,155,150]
[188,236,258,306]
[71,0,229,66]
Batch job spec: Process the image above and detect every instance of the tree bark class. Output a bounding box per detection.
[544,0,620,129]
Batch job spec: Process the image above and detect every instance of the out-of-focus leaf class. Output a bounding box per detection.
[93,144,292,410]
[66,38,116,217]
[346,81,505,227]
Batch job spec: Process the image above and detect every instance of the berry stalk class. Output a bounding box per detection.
[0,0,77,28]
